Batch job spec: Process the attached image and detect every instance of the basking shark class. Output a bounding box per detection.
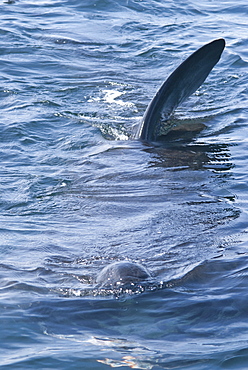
[96,261,151,289]
[96,39,225,289]
[136,38,225,142]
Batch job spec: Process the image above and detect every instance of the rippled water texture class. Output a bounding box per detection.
[0,0,248,369]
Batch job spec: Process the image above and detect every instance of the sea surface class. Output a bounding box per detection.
[0,0,248,369]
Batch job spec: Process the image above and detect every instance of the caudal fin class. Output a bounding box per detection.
[136,38,225,142]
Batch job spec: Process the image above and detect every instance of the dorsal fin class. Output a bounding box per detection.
[136,39,225,142]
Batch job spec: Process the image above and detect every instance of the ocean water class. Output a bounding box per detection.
[0,0,248,368]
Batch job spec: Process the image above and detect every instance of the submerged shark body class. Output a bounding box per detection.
[96,40,225,289]
[136,38,225,142]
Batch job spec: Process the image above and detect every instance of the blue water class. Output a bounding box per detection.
[0,0,248,368]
